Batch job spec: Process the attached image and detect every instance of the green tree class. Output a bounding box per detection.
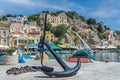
[1,16,7,21]
[97,24,104,33]
[51,10,64,16]
[28,14,41,26]
[87,18,96,25]
[42,10,49,13]
[6,48,16,55]
[117,45,120,49]
[55,10,64,15]
[18,14,23,17]
[54,24,67,37]
[65,11,76,19]
[50,27,56,33]
[88,39,94,44]
[6,14,13,17]
[104,25,110,30]
[79,15,85,21]
[53,40,60,45]
[73,37,79,45]
[116,31,120,35]
[97,32,106,40]
[71,26,76,31]
[6,14,16,17]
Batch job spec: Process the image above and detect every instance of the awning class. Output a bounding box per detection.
[68,46,78,49]
[28,45,38,48]
[58,45,67,48]
[74,50,96,61]
[50,45,61,50]
[28,36,35,40]
[0,45,9,49]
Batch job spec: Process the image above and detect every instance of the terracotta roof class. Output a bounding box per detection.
[11,22,23,27]
[11,22,22,24]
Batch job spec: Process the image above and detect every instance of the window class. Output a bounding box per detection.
[18,40,22,43]
[14,40,17,45]
[24,40,27,43]
[21,28,23,31]
[3,39,6,44]
[12,28,14,31]
[28,29,30,32]
[18,28,20,31]
[31,28,36,32]
[3,31,6,37]
[16,28,17,31]
[37,28,39,30]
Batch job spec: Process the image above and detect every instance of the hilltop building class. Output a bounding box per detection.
[40,13,69,26]
[7,16,27,23]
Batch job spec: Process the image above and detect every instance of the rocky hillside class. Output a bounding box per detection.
[1,11,120,49]
[43,11,120,49]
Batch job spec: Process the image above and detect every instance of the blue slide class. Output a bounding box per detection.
[19,56,25,63]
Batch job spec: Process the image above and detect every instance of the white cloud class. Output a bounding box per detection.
[34,0,86,11]
[7,0,34,6]
[89,8,119,18]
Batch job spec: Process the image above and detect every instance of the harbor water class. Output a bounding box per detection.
[94,50,120,62]
[47,50,120,62]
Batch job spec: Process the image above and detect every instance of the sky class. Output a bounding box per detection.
[0,0,120,30]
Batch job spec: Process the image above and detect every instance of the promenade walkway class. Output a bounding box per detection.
[0,59,120,80]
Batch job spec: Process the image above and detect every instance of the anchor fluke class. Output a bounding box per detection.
[41,42,81,77]
[43,57,81,77]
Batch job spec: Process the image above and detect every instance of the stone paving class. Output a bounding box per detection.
[0,59,120,80]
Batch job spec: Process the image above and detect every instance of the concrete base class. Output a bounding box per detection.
[2,55,18,65]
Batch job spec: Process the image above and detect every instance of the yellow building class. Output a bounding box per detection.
[45,33,54,41]
[46,33,51,40]
[84,29,91,33]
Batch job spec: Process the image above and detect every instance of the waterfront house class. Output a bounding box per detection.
[0,22,10,47]
[9,22,27,49]
[25,22,41,53]
[25,22,41,42]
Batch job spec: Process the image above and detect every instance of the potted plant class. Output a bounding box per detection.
[2,48,18,65]
[6,48,16,55]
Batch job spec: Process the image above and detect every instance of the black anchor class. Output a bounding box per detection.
[39,13,81,77]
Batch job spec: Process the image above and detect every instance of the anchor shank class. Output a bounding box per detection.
[44,42,69,70]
